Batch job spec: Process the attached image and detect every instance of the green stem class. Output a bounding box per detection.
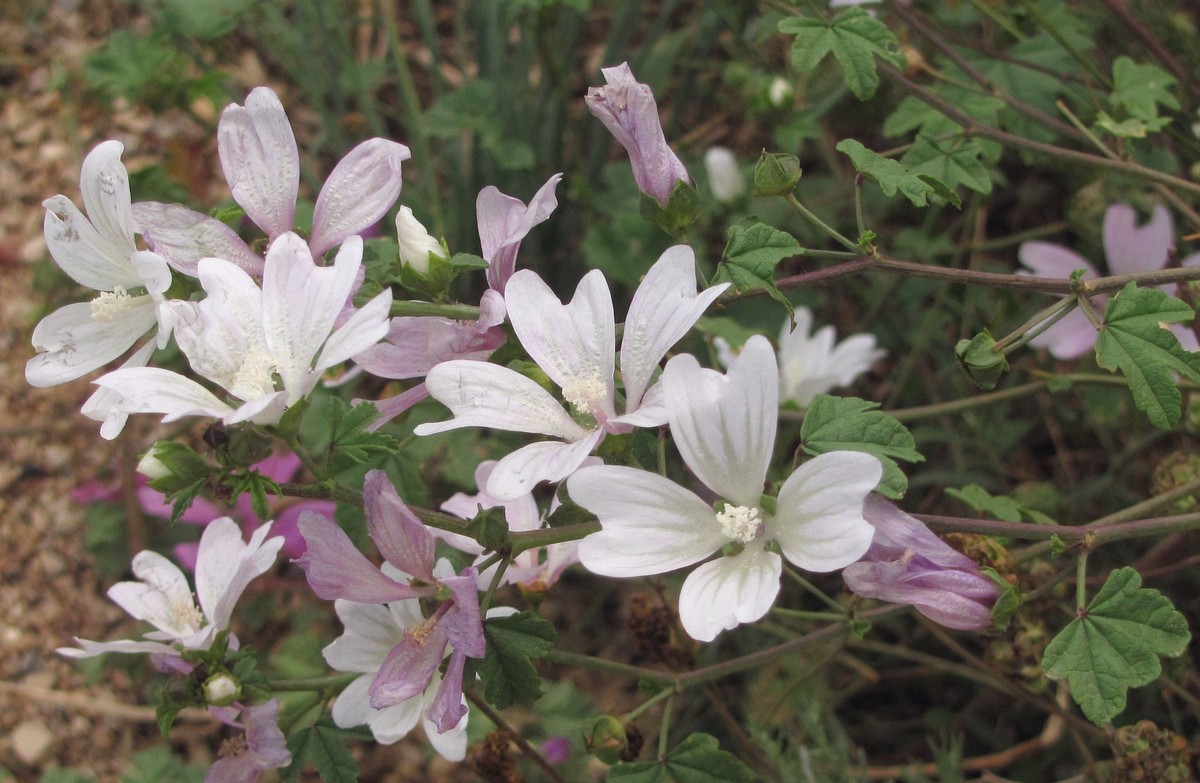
[657,694,675,759]
[277,480,362,507]
[622,685,676,725]
[917,510,1200,544]
[283,433,326,483]
[771,607,847,622]
[386,300,481,320]
[464,688,567,783]
[785,193,863,253]
[1076,548,1089,611]
[479,556,510,613]
[268,672,359,692]
[992,295,1078,353]
[880,381,1048,423]
[783,568,847,614]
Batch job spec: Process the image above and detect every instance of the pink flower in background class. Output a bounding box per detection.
[842,496,1000,631]
[586,63,691,205]
[133,86,411,274]
[206,700,291,783]
[1018,203,1200,359]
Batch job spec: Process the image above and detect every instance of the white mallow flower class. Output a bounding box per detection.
[569,336,881,642]
[703,147,745,203]
[27,141,177,435]
[92,232,391,436]
[717,308,885,407]
[416,245,729,500]
[58,517,283,660]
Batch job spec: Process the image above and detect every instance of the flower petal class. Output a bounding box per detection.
[425,649,468,733]
[485,431,605,501]
[478,173,562,292]
[315,289,393,374]
[506,268,615,412]
[295,510,422,603]
[108,551,196,640]
[194,517,283,631]
[26,299,157,386]
[1017,241,1098,280]
[621,246,729,411]
[132,201,263,276]
[324,600,410,673]
[364,470,436,583]
[92,366,235,431]
[43,194,140,291]
[677,545,781,642]
[663,335,777,506]
[79,140,136,262]
[310,138,411,256]
[1103,203,1172,277]
[416,360,590,440]
[771,452,879,571]
[1028,306,1099,360]
[218,87,299,240]
[571,465,725,576]
[369,624,448,709]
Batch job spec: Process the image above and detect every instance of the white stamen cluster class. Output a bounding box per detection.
[716,504,762,544]
[561,375,608,415]
[230,347,278,400]
[90,287,142,322]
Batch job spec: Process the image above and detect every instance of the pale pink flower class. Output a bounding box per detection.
[415,245,728,500]
[842,496,999,631]
[478,174,562,293]
[1018,203,1200,359]
[206,700,291,783]
[570,336,880,641]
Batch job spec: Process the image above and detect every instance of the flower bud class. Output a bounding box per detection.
[703,147,746,203]
[767,76,793,109]
[586,715,628,764]
[586,62,691,206]
[395,206,442,274]
[203,672,242,707]
[752,152,802,196]
[137,444,171,480]
[842,496,1001,631]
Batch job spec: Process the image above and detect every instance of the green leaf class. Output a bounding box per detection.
[779,8,901,100]
[120,748,204,783]
[282,720,360,783]
[1110,56,1179,122]
[902,135,992,195]
[713,223,802,320]
[945,484,1054,524]
[1094,111,1172,139]
[1094,284,1200,428]
[606,733,755,783]
[836,139,959,208]
[327,399,400,463]
[1042,567,1190,725]
[480,611,557,709]
[799,395,924,498]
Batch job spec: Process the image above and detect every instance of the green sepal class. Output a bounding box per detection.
[752,152,803,196]
[639,180,699,237]
[955,330,1008,390]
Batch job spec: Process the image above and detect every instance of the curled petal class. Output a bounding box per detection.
[295,511,422,603]
[478,173,562,292]
[369,624,449,709]
[621,245,729,411]
[132,201,263,276]
[311,138,412,256]
[43,195,141,291]
[218,87,299,240]
[485,431,605,501]
[1018,241,1098,280]
[426,650,469,734]
[79,140,136,262]
[364,471,436,583]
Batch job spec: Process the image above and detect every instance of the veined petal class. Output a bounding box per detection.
[218,87,299,240]
[43,195,141,291]
[295,510,423,603]
[426,650,468,733]
[109,551,199,640]
[180,257,268,397]
[57,638,178,659]
[478,173,563,292]
[506,269,615,412]
[364,471,436,583]
[132,201,262,276]
[79,140,136,261]
[93,367,236,428]
[365,385,431,431]
[486,431,605,501]
[441,572,484,658]
[26,299,157,386]
[263,233,361,399]
[1104,203,1172,277]
[677,545,781,642]
[621,246,729,410]
[336,675,424,745]
[663,335,777,507]
[81,338,157,439]
[195,518,283,631]
[310,138,411,256]
[416,360,590,440]
[422,674,469,760]
[315,289,393,374]
[369,624,448,709]
[571,465,725,576]
[772,452,879,571]
[324,600,410,673]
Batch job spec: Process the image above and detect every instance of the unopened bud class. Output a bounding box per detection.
[395,206,442,274]
[586,715,628,765]
[752,152,802,196]
[137,445,171,481]
[203,672,241,707]
[767,76,793,109]
[703,147,746,203]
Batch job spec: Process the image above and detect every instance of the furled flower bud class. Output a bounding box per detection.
[586,62,691,205]
[136,443,171,480]
[395,206,443,274]
[703,147,745,203]
[842,496,1000,630]
[203,672,242,706]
